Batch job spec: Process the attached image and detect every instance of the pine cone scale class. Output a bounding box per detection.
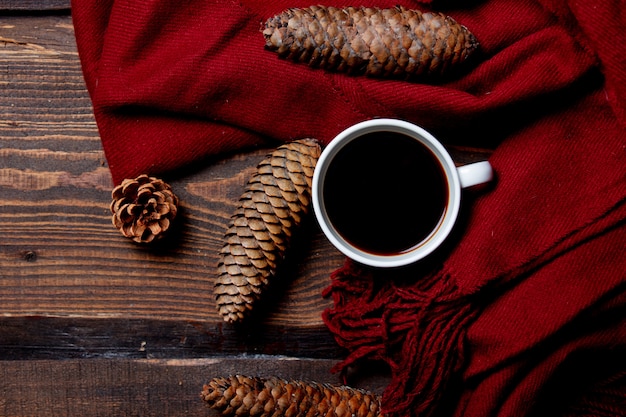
[202,376,383,417]
[215,139,321,323]
[110,175,178,244]
[264,5,477,78]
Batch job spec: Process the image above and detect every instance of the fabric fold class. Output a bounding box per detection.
[73,0,599,183]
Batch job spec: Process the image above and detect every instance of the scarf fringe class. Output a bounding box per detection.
[322,259,477,417]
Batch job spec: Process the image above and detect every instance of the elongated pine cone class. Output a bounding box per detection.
[263,5,478,78]
[201,375,383,417]
[216,139,321,323]
[110,174,179,243]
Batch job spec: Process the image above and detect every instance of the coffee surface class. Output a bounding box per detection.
[323,132,448,255]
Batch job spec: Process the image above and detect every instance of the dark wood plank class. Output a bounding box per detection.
[0,316,343,360]
[0,357,389,416]
[0,1,69,11]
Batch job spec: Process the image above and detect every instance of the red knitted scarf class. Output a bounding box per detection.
[72,0,626,415]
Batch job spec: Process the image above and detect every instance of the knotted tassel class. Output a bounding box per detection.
[322,259,478,417]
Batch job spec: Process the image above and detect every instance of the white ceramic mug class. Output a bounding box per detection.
[312,118,494,267]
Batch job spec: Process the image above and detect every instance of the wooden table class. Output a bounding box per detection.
[0,3,491,415]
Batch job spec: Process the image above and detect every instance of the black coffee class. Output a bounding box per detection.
[323,131,448,255]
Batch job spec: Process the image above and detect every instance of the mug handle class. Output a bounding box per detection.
[457,161,494,188]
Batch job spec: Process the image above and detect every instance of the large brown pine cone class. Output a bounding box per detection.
[263,5,478,78]
[215,139,321,323]
[110,175,179,244]
[201,375,384,417]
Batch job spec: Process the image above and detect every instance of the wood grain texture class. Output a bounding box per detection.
[0,1,69,11]
[0,315,344,360]
[0,357,389,416]
[0,14,343,330]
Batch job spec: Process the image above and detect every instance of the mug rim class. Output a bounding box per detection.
[312,118,462,267]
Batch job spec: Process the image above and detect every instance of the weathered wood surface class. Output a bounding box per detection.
[0,0,69,11]
[0,10,491,416]
[0,356,390,416]
[0,13,343,339]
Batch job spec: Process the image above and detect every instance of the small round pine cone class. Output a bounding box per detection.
[110,174,179,244]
